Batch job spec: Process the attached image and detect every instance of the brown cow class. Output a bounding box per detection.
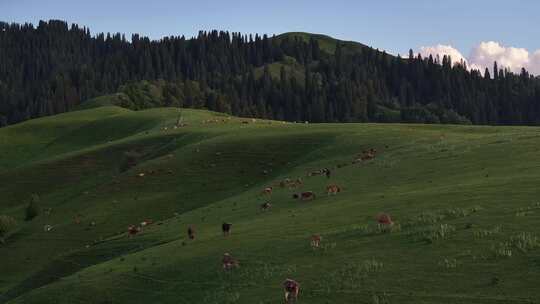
[280,178,303,189]
[293,191,316,201]
[377,213,393,226]
[279,179,291,188]
[326,185,341,195]
[262,187,273,196]
[311,234,322,248]
[128,225,140,237]
[283,279,300,303]
[222,253,239,270]
[360,148,378,161]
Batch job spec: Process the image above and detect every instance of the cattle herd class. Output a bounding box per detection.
[37,145,386,302]
[116,146,385,303]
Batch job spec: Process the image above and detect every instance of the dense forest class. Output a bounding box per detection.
[1,19,540,127]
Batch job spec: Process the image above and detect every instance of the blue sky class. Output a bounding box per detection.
[2,0,539,72]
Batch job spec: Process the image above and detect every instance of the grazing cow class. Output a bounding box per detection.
[141,219,153,227]
[377,213,393,226]
[188,226,195,240]
[222,222,232,236]
[128,225,140,237]
[355,148,378,162]
[261,202,272,211]
[43,225,53,232]
[262,187,273,196]
[222,253,239,270]
[283,279,300,303]
[323,168,331,179]
[326,185,341,195]
[280,178,303,189]
[311,234,322,248]
[361,153,373,161]
[308,170,323,177]
[293,191,316,201]
[74,214,82,224]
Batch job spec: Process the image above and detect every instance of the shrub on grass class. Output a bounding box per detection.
[474,226,502,239]
[25,194,41,221]
[510,232,539,253]
[404,206,482,228]
[438,258,458,269]
[361,259,384,273]
[356,223,401,235]
[492,242,513,258]
[377,223,401,234]
[409,224,456,243]
[314,242,337,255]
[204,290,241,304]
[514,202,540,216]
[408,212,445,226]
[371,292,391,304]
[329,259,385,290]
[0,215,17,243]
[515,210,534,217]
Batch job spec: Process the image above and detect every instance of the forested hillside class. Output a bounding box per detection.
[1,20,540,126]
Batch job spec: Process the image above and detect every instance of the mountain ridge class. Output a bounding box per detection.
[1,20,539,128]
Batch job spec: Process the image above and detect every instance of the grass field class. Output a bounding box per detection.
[1,105,540,304]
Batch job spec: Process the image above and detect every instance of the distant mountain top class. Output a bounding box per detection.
[276,32,371,54]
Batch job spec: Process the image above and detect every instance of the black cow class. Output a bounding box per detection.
[187,225,195,240]
[222,222,232,236]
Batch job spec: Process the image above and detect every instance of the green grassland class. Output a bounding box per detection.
[1,105,540,304]
[276,32,370,55]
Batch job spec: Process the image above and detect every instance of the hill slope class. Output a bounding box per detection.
[1,106,540,303]
[276,32,370,54]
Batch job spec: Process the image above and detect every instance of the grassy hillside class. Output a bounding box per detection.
[253,56,306,82]
[1,105,540,304]
[276,32,370,55]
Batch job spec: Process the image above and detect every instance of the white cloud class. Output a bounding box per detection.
[417,42,540,76]
[469,41,530,74]
[418,44,467,66]
[531,50,540,75]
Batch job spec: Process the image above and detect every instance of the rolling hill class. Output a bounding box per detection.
[1,104,540,303]
[276,32,371,55]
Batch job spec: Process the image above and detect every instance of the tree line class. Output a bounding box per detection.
[1,20,539,126]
